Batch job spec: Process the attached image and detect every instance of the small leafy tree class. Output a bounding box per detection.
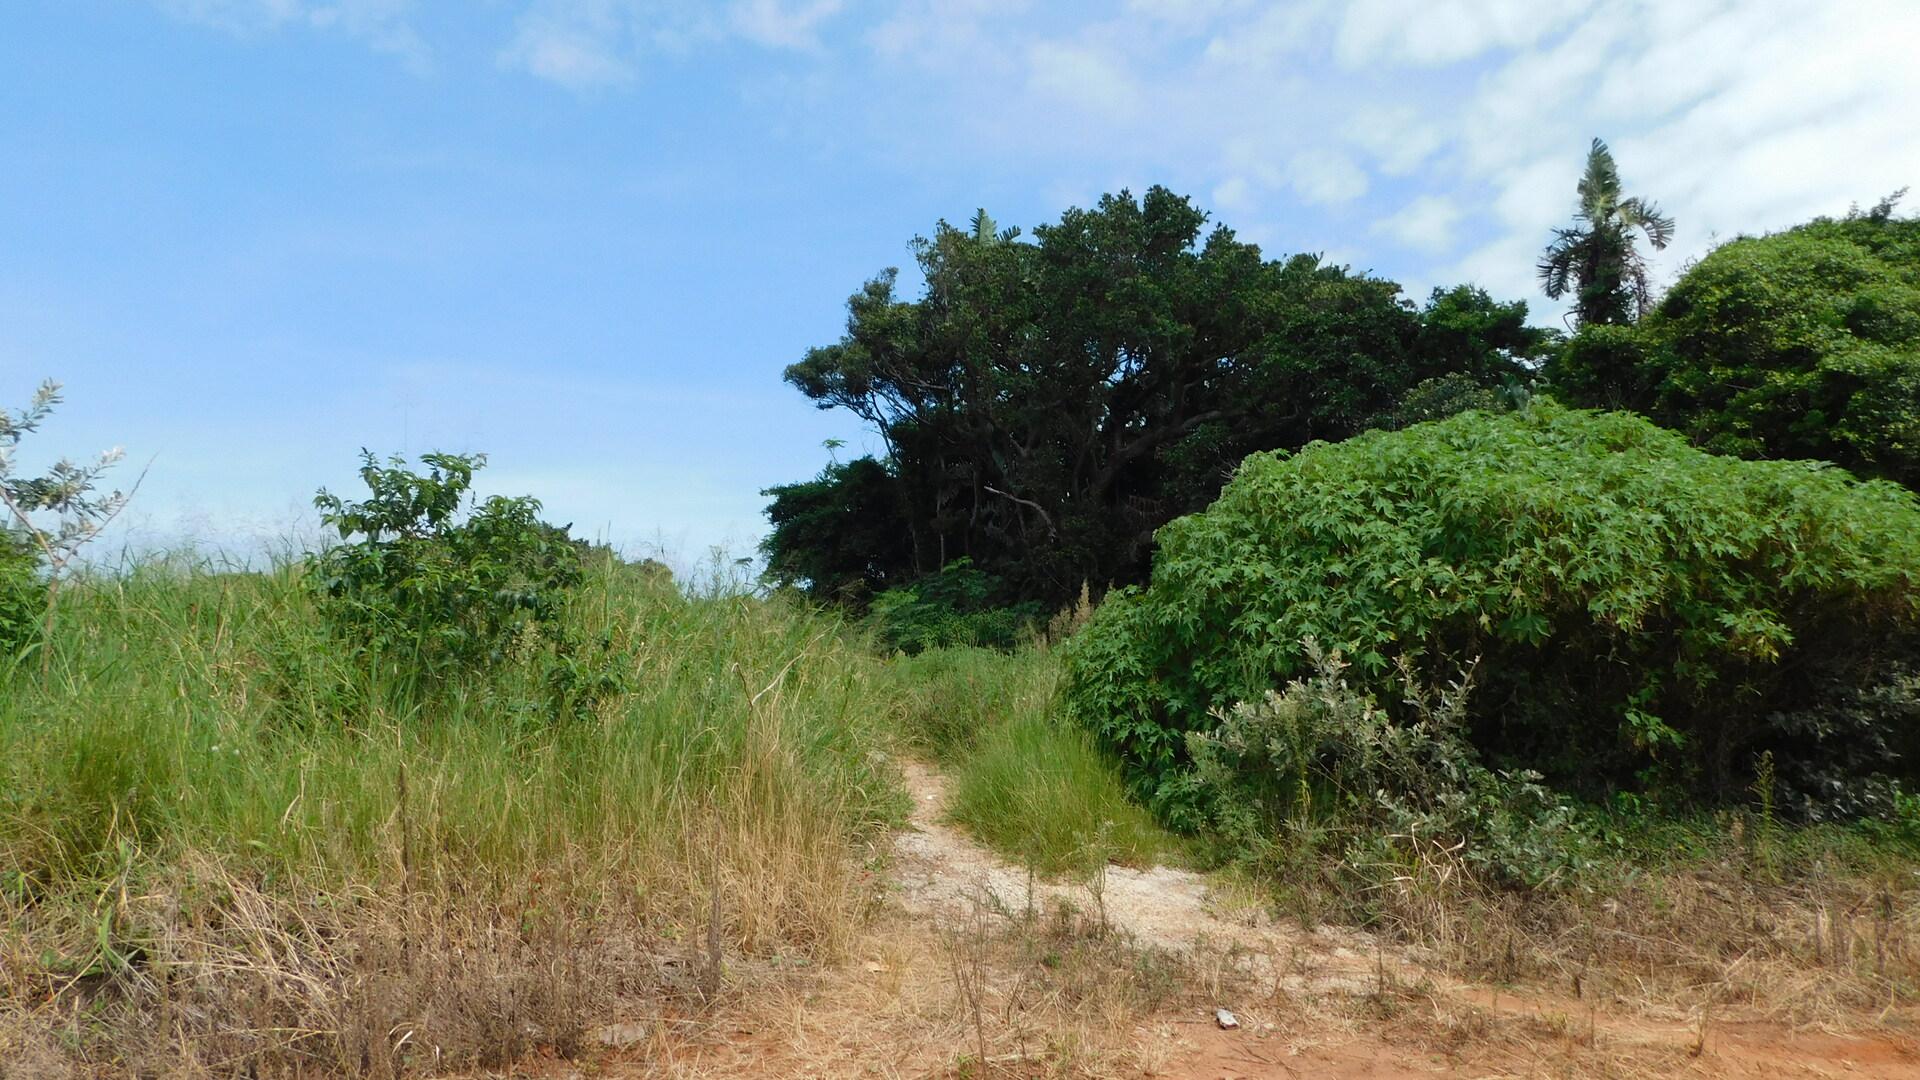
[309,450,584,674]
[0,380,135,665]
[1188,644,1584,887]
[1538,138,1675,326]
[866,558,1044,654]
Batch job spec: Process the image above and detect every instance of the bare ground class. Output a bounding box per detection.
[579,758,1920,1079]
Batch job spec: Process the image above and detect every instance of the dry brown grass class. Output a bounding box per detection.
[0,793,888,1080]
[1308,827,1920,1034]
[586,892,1195,1080]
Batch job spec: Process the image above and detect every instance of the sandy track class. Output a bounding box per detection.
[891,759,1379,992]
[884,758,1920,1079]
[588,758,1920,1078]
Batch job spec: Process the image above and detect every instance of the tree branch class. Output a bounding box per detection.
[982,485,1058,540]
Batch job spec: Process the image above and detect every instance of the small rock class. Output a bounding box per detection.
[592,1020,651,1048]
[1215,1008,1239,1030]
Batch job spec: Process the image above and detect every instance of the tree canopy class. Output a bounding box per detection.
[769,187,1545,604]
[1549,194,1920,488]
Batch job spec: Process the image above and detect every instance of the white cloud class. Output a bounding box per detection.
[1449,0,1920,312]
[1287,148,1369,205]
[153,0,431,69]
[867,0,1032,70]
[1025,41,1142,121]
[493,0,847,88]
[1211,175,1256,214]
[1333,0,1584,67]
[1345,105,1443,176]
[728,0,844,50]
[854,0,1916,318]
[1374,194,1462,253]
[155,0,1920,324]
[499,2,636,89]
[1199,1,1324,65]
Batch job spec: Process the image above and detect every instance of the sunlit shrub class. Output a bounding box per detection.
[1065,403,1920,821]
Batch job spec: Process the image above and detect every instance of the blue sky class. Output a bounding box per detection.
[3,1,1915,565]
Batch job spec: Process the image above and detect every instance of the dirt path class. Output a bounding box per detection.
[890,759,1381,992]
[589,758,1920,1079]
[883,759,1920,1079]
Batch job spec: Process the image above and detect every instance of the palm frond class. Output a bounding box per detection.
[1623,250,1657,318]
[1536,228,1585,299]
[1576,137,1622,220]
[1618,197,1676,249]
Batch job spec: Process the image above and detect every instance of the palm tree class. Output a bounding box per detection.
[1538,138,1676,326]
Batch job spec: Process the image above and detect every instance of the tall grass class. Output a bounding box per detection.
[888,646,1170,874]
[0,555,903,1074]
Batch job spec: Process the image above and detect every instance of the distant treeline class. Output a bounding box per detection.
[762,145,1918,627]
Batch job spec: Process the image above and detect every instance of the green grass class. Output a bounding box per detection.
[0,552,1175,1073]
[888,645,1172,874]
[3,555,901,893]
[0,554,906,1073]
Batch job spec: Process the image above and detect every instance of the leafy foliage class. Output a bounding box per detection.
[0,529,37,658]
[1188,644,1585,887]
[1537,138,1675,326]
[0,381,134,565]
[308,451,586,675]
[0,380,134,662]
[760,454,913,606]
[867,558,1043,654]
[1763,664,1920,821]
[775,189,1538,604]
[1378,372,1527,431]
[1063,403,1920,821]
[1552,195,1920,488]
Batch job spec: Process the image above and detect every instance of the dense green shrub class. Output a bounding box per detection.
[1379,372,1529,431]
[761,455,914,607]
[1064,403,1920,823]
[868,558,1043,654]
[307,451,586,675]
[1549,199,1920,488]
[0,529,39,658]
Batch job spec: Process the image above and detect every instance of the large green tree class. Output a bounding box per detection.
[1537,138,1675,327]
[772,188,1542,602]
[1550,195,1920,488]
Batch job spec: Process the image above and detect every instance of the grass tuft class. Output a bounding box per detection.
[889,645,1171,875]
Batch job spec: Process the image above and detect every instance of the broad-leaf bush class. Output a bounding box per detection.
[1064,403,1920,823]
[308,451,586,675]
[1549,198,1920,488]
